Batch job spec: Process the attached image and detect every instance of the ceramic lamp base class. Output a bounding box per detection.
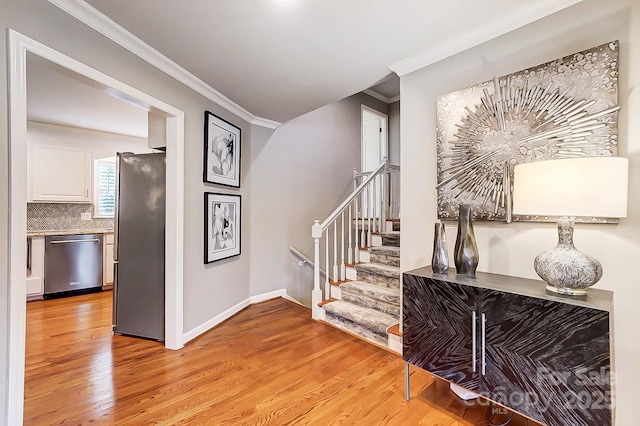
[534,218,602,296]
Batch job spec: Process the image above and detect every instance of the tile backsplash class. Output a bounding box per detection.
[27,203,114,231]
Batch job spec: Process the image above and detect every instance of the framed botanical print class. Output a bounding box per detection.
[204,192,241,263]
[204,111,241,187]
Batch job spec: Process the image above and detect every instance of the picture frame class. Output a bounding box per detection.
[204,192,241,263]
[203,111,241,187]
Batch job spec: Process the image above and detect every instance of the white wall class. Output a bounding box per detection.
[400,0,639,423]
[248,93,389,305]
[27,121,152,159]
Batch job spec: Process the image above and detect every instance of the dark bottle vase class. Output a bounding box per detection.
[431,222,449,274]
[454,204,479,277]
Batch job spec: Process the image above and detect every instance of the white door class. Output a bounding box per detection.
[361,107,388,218]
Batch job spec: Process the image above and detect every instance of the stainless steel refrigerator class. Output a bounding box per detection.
[113,152,165,341]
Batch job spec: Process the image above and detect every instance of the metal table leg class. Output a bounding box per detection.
[404,362,410,400]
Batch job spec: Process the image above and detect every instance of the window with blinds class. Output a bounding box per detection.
[95,158,117,218]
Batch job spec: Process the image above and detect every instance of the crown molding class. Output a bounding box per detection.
[389,0,584,76]
[363,89,400,104]
[250,116,282,129]
[47,0,281,129]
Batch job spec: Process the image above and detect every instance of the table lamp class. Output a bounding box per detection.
[513,157,628,295]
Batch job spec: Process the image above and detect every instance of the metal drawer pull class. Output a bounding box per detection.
[50,239,100,244]
[481,313,487,375]
[471,310,477,372]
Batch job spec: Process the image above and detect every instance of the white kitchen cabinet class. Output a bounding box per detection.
[103,232,114,288]
[26,236,45,300]
[28,141,91,202]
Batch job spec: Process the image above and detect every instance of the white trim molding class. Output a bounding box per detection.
[182,290,303,343]
[7,29,186,424]
[47,0,281,129]
[389,0,584,76]
[363,89,400,105]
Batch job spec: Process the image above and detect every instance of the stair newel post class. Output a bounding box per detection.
[340,211,346,281]
[311,220,323,319]
[333,221,338,283]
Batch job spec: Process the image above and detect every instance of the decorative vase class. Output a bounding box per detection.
[431,222,449,274]
[454,204,479,277]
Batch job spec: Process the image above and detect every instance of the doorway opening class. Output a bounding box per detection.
[361,106,388,217]
[8,29,185,424]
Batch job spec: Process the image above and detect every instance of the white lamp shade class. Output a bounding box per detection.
[513,157,628,218]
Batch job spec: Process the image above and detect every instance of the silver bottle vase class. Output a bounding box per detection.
[431,222,449,274]
[454,204,479,277]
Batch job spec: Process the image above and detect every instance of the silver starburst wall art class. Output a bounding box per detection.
[436,41,619,222]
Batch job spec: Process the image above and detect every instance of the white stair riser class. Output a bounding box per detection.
[317,307,327,321]
[346,266,357,281]
[371,235,383,247]
[388,333,402,355]
[330,285,342,300]
[359,251,370,263]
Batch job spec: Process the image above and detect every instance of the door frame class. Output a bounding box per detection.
[7,29,185,424]
[361,105,388,172]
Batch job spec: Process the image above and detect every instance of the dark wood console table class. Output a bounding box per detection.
[403,267,614,426]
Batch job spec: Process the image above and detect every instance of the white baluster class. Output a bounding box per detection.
[340,212,346,281]
[361,187,366,248]
[372,177,377,234]
[348,202,353,265]
[381,173,387,229]
[312,220,323,319]
[354,196,359,263]
[333,221,338,282]
[367,183,372,247]
[325,230,330,299]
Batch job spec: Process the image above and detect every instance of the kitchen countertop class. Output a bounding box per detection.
[27,229,114,237]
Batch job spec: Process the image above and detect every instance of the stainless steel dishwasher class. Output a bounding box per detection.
[44,233,103,298]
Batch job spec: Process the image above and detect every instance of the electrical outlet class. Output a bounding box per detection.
[81,212,92,221]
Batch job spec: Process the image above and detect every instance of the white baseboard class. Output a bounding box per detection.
[183,288,297,343]
[249,289,287,304]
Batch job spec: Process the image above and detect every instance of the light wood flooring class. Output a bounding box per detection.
[24,291,540,425]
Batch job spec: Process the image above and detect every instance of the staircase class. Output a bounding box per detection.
[311,159,402,353]
[319,220,402,353]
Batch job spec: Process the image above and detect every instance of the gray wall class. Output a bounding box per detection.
[0,3,394,420]
[388,101,400,166]
[0,1,254,419]
[248,92,389,305]
[400,0,640,423]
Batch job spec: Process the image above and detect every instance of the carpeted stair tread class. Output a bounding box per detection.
[356,262,399,272]
[369,246,400,257]
[341,280,400,305]
[379,231,400,247]
[324,300,398,337]
[341,292,400,317]
[355,263,400,288]
[369,246,400,267]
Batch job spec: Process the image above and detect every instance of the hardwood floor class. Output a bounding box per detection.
[24,292,540,425]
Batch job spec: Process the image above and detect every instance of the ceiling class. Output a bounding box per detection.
[27,54,149,138]
[29,0,582,135]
